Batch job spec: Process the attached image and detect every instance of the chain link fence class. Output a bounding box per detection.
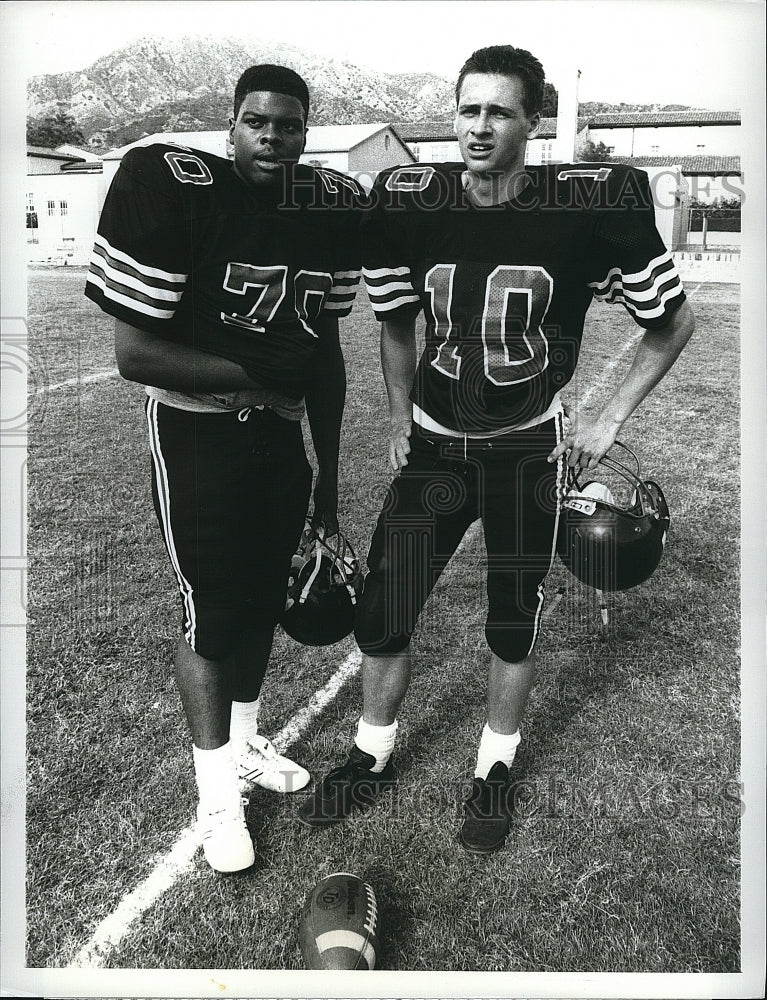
[684,202,741,251]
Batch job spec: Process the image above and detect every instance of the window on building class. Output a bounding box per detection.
[384,134,390,151]
[60,199,68,215]
[651,145,659,154]
[48,199,56,215]
[423,142,459,162]
[26,193,38,235]
[541,142,553,164]
[697,144,706,151]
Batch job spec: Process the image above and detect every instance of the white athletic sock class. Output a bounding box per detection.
[230,699,260,751]
[192,741,240,811]
[355,717,398,773]
[474,724,521,780]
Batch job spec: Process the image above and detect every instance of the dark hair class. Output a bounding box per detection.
[455,45,545,116]
[233,64,310,122]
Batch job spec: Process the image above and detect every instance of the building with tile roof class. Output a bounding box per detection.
[584,111,741,158]
[300,123,414,183]
[586,111,740,127]
[27,147,87,174]
[611,155,742,202]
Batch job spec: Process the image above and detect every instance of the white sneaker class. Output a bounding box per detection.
[235,735,310,793]
[196,796,255,874]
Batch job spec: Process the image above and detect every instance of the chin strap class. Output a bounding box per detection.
[299,522,361,606]
[298,542,325,606]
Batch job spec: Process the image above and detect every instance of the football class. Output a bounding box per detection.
[298,872,381,970]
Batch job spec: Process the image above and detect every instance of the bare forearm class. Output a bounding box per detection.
[304,318,346,531]
[381,316,417,418]
[381,314,418,470]
[114,319,258,392]
[305,331,346,477]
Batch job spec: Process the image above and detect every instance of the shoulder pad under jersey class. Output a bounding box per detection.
[119,142,234,191]
[372,162,465,211]
[292,162,370,208]
[548,161,653,212]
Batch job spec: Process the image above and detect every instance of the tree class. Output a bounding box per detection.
[580,140,612,162]
[27,109,85,148]
[542,82,558,118]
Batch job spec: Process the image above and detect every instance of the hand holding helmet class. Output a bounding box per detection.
[547,403,622,472]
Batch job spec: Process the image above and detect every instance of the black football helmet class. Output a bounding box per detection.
[557,442,670,592]
[281,521,364,646]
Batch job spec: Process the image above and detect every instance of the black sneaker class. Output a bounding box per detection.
[459,761,513,854]
[297,745,395,828]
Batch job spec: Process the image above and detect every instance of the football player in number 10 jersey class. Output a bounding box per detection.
[85,65,368,874]
[298,45,694,853]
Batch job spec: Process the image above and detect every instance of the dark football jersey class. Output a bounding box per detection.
[85,143,367,400]
[363,162,686,433]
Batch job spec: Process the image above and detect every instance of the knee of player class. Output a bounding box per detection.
[354,580,407,655]
[355,627,411,658]
[187,628,241,663]
[484,623,538,666]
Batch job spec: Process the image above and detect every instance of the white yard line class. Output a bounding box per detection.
[269,648,362,756]
[69,648,363,969]
[35,368,119,394]
[580,328,642,409]
[68,826,202,969]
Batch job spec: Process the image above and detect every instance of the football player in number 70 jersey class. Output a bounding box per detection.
[85,65,367,873]
[298,45,694,853]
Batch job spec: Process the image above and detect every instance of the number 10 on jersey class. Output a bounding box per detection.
[425,263,554,386]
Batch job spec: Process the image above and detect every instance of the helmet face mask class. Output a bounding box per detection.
[281,522,364,646]
[556,443,670,592]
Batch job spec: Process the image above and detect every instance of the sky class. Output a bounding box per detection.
[4,0,762,109]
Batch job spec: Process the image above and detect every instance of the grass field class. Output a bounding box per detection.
[24,267,742,976]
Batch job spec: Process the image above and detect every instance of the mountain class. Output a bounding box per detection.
[27,35,455,149]
[27,36,710,152]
